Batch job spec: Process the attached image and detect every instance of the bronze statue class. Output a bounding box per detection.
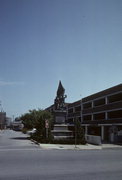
[54,81,67,110]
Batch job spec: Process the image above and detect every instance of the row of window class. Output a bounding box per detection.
[68,92,122,113]
[68,117,81,124]
[83,110,122,121]
[83,92,122,109]
[67,110,122,123]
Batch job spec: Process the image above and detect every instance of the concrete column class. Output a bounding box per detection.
[91,114,94,121]
[80,112,83,123]
[73,107,75,113]
[105,96,108,104]
[101,126,104,141]
[105,112,108,120]
[92,101,94,108]
[85,126,88,135]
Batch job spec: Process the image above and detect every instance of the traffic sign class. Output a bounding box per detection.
[45,120,49,129]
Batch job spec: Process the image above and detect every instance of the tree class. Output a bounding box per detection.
[21,112,34,130]
[33,110,53,141]
[74,118,86,144]
[20,109,53,143]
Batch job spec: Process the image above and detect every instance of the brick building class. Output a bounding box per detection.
[67,84,122,143]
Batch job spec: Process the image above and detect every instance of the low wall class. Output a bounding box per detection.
[85,135,102,145]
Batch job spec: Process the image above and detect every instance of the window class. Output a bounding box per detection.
[83,102,92,109]
[75,106,81,112]
[94,98,105,107]
[83,115,92,121]
[68,108,73,113]
[108,92,122,103]
[108,110,122,119]
[94,113,105,120]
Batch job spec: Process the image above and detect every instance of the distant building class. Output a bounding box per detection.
[6,117,12,128]
[0,111,6,129]
[12,118,24,131]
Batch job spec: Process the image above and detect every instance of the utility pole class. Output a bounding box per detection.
[0,101,3,129]
[0,101,3,112]
[75,117,77,148]
[45,119,49,139]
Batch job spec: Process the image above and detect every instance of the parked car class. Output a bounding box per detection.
[27,128,36,135]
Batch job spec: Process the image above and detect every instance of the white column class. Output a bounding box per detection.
[105,97,108,104]
[101,126,104,141]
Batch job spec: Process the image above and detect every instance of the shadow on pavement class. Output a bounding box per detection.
[10,137,30,140]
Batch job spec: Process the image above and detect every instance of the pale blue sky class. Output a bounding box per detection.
[0,0,122,118]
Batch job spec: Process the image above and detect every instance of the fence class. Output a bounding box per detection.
[85,135,102,145]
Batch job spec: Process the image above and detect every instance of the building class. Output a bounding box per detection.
[0,111,6,129]
[67,84,122,143]
[12,118,24,131]
[67,100,82,124]
[6,117,12,128]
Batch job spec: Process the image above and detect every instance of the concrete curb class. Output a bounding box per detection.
[102,144,122,149]
[39,143,122,150]
[39,143,102,150]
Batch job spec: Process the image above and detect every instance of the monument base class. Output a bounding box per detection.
[52,110,73,139]
[54,110,66,124]
[51,124,73,140]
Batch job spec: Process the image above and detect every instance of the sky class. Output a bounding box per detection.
[0,0,122,118]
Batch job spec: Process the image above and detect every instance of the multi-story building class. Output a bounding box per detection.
[6,117,12,128]
[67,100,82,124]
[67,84,122,143]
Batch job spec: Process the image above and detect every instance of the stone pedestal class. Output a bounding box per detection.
[52,110,73,139]
[54,110,66,124]
[51,124,73,140]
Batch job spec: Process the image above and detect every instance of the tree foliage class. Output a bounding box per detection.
[20,109,53,142]
[74,118,86,144]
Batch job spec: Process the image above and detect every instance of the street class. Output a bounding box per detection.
[0,130,122,180]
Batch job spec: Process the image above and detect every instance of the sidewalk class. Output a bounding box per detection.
[39,143,122,150]
[39,143,102,150]
[102,144,122,149]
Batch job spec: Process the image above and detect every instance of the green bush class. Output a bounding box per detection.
[51,138,86,145]
[21,128,28,134]
[31,134,86,145]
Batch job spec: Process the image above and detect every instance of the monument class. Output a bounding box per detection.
[52,81,73,139]
[54,81,67,124]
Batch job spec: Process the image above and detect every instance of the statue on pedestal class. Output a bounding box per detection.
[52,81,73,139]
[54,81,67,111]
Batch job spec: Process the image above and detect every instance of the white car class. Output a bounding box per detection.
[27,128,36,135]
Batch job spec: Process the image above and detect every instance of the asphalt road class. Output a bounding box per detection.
[0,130,122,180]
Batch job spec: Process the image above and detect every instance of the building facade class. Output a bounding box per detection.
[6,117,12,128]
[67,84,122,143]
